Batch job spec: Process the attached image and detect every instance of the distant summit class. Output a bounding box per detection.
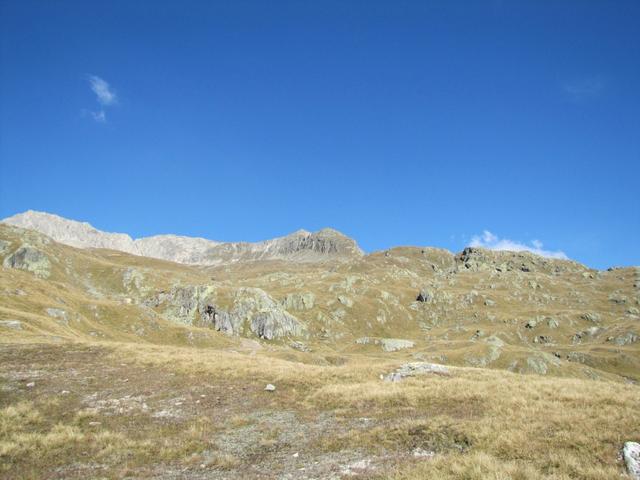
[1,210,364,266]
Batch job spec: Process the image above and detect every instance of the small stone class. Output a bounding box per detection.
[60,390,70,395]
[89,421,102,426]
[26,382,35,388]
[293,452,299,458]
[0,320,22,330]
[413,448,435,458]
[265,384,276,392]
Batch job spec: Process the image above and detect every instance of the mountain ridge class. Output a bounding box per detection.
[1,210,364,266]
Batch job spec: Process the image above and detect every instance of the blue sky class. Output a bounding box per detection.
[1,1,638,268]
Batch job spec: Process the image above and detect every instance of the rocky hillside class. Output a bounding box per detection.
[1,219,638,382]
[1,211,363,265]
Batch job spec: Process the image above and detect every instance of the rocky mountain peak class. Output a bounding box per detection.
[1,211,363,266]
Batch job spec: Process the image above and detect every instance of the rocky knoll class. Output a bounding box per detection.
[2,211,363,265]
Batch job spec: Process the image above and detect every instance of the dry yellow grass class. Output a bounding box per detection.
[1,223,639,478]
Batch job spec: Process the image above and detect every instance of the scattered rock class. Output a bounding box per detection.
[623,442,640,479]
[413,448,435,458]
[289,341,311,352]
[612,332,639,346]
[46,308,68,322]
[581,312,601,323]
[337,295,354,308]
[471,329,484,341]
[608,293,627,304]
[341,459,372,476]
[0,320,22,330]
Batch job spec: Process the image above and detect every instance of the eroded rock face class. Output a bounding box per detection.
[2,245,51,278]
[251,310,306,340]
[232,288,308,340]
[148,285,307,339]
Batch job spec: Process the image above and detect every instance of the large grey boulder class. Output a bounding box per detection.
[380,339,415,352]
[2,245,51,278]
[624,442,640,480]
[355,337,415,352]
[384,362,450,382]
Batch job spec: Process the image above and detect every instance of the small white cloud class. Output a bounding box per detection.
[469,230,568,260]
[89,75,117,106]
[90,110,106,123]
[563,76,604,101]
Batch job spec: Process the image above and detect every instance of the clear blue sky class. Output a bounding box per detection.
[1,1,639,269]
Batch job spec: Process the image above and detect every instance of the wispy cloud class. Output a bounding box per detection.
[89,110,106,123]
[89,75,117,105]
[84,75,117,123]
[563,76,604,101]
[469,230,568,260]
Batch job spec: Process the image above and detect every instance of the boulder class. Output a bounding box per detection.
[337,295,354,308]
[380,339,415,352]
[356,337,415,352]
[2,245,51,278]
[624,442,640,480]
[384,362,450,381]
[416,289,433,303]
[581,312,601,323]
[612,332,639,346]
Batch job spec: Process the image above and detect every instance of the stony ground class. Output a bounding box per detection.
[2,340,639,480]
[0,343,421,479]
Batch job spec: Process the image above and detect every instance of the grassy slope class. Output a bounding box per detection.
[1,224,639,478]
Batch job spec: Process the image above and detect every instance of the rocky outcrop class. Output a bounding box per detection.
[2,211,363,266]
[2,245,51,278]
[456,247,587,274]
[147,285,307,340]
